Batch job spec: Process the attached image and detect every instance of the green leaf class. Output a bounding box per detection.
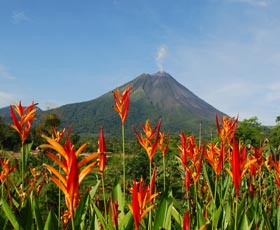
[1,198,20,230]
[202,164,215,202]
[154,189,173,230]
[93,203,107,229]
[212,205,222,228]
[277,204,280,230]
[239,213,253,230]
[43,210,58,230]
[224,201,232,229]
[89,179,101,199]
[32,197,44,230]
[119,211,134,230]
[74,193,90,229]
[20,198,33,230]
[112,181,125,219]
[171,206,183,227]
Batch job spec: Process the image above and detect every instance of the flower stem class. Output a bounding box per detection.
[71,216,75,230]
[234,195,238,230]
[148,161,152,230]
[20,144,25,188]
[101,174,107,219]
[163,156,166,191]
[122,124,126,203]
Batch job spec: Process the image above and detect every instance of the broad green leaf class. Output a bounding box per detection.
[74,193,90,229]
[224,201,232,229]
[32,197,44,230]
[212,205,222,228]
[239,213,253,230]
[93,203,107,229]
[171,206,183,227]
[89,179,101,199]
[119,211,134,230]
[154,189,173,230]
[112,181,125,219]
[1,198,20,230]
[43,210,58,230]
[20,198,33,230]
[202,164,215,202]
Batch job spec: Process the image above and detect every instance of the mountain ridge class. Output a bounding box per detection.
[0,71,226,137]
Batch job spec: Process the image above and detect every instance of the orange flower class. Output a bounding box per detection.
[52,127,66,142]
[134,119,161,163]
[10,101,37,144]
[40,128,100,221]
[158,131,170,157]
[0,158,18,184]
[128,168,158,230]
[216,115,238,145]
[113,85,131,125]
[177,134,204,187]
[204,142,224,178]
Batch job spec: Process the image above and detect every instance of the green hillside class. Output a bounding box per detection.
[0,72,226,138]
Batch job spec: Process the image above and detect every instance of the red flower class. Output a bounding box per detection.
[113,85,131,125]
[183,210,190,230]
[216,115,238,145]
[177,134,204,187]
[226,140,256,197]
[40,128,100,222]
[98,128,107,174]
[128,168,158,230]
[10,101,37,144]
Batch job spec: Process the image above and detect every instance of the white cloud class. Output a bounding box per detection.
[12,11,30,24]
[227,0,271,7]
[0,65,15,80]
[155,45,168,72]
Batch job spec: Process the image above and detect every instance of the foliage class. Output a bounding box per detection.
[1,98,280,230]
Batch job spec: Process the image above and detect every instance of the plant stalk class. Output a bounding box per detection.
[122,124,126,204]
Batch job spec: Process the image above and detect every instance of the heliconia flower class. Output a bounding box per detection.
[183,210,190,230]
[177,133,204,188]
[10,101,38,144]
[216,115,238,145]
[52,127,66,143]
[40,128,100,222]
[177,132,188,169]
[113,84,131,125]
[226,139,256,197]
[133,119,162,163]
[184,167,191,192]
[0,158,18,184]
[158,131,170,157]
[271,155,280,189]
[128,168,158,230]
[25,167,46,196]
[98,127,106,174]
[0,158,18,204]
[248,146,263,179]
[204,142,224,178]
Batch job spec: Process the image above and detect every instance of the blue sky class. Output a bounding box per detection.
[1,0,280,125]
